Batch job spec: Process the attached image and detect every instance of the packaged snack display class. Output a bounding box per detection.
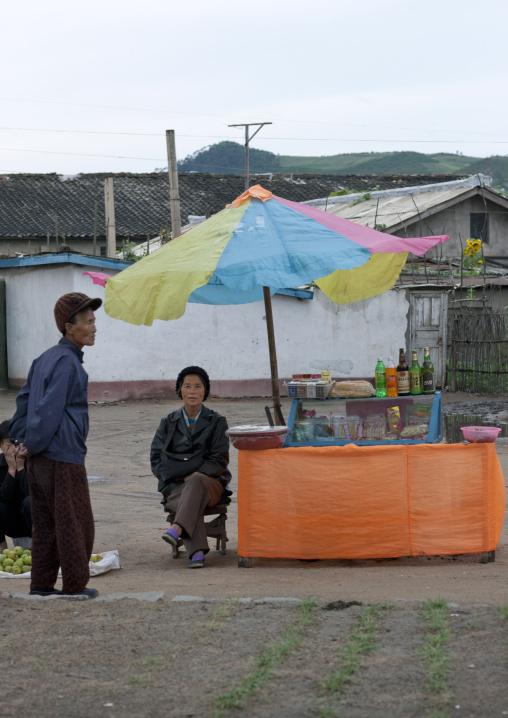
[332,415,362,440]
[286,393,440,446]
[286,370,334,399]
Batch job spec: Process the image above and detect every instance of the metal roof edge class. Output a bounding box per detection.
[302,173,493,208]
[0,253,132,270]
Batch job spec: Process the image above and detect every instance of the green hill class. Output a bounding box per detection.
[177,142,508,189]
[178,141,280,174]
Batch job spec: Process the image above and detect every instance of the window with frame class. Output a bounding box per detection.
[470,213,489,243]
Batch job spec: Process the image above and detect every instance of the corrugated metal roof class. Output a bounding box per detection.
[324,187,473,230]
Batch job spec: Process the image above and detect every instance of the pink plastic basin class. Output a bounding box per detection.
[226,425,289,450]
[460,426,501,443]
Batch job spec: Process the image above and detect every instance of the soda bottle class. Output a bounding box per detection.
[422,347,435,394]
[386,356,398,397]
[409,350,423,395]
[375,357,387,397]
[396,348,410,396]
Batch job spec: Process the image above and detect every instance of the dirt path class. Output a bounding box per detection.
[1,390,507,717]
[1,597,507,717]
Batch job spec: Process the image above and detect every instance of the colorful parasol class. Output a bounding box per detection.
[103,185,448,420]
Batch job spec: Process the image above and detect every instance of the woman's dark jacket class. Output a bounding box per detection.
[0,455,29,509]
[150,405,232,500]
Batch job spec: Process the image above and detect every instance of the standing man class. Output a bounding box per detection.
[9,292,102,598]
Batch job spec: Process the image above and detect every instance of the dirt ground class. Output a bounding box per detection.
[1,389,507,717]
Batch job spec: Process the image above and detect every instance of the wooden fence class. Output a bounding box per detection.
[448,310,508,393]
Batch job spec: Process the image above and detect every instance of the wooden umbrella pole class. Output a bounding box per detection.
[263,287,282,425]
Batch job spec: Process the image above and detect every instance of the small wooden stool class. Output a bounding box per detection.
[164,503,229,559]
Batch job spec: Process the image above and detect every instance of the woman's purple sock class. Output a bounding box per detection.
[191,552,205,562]
[165,527,179,541]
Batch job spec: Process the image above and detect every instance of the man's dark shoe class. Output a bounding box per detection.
[62,588,99,599]
[29,588,62,596]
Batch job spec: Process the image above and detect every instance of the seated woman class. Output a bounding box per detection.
[0,420,32,553]
[150,366,231,569]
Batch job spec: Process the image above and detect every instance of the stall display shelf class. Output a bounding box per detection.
[284,392,442,447]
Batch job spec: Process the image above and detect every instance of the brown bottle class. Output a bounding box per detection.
[396,348,410,396]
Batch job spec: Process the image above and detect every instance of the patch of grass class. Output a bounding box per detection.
[35,657,47,672]
[425,708,449,718]
[212,597,318,717]
[418,598,452,714]
[500,605,508,621]
[129,674,150,687]
[317,604,382,717]
[142,656,165,667]
[205,600,240,631]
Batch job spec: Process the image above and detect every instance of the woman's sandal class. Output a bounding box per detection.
[162,527,180,547]
[187,552,205,569]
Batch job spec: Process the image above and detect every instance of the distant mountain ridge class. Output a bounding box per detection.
[178,141,508,190]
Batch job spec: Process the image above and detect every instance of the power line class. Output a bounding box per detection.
[250,137,508,144]
[2,96,508,138]
[0,127,239,138]
[0,146,165,161]
[1,127,508,145]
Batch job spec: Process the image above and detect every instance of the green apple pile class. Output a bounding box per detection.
[90,554,103,563]
[0,546,31,574]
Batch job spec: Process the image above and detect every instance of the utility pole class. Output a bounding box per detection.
[93,200,98,256]
[228,122,272,190]
[228,121,282,423]
[104,178,116,258]
[166,130,181,239]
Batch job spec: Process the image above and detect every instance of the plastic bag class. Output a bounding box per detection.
[0,550,121,579]
[331,381,376,398]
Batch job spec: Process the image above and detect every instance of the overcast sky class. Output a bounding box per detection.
[1,0,507,174]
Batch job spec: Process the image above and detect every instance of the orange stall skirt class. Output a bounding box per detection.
[237,443,505,560]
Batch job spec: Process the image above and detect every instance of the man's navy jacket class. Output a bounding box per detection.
[9,339,89,465]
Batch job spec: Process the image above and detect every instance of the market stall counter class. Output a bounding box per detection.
[236,392,505,567]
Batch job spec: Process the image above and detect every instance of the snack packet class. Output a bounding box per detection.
[408,404,432,425]
[363,414,387,439]
[387,406,402,435]
[400,424,429,438]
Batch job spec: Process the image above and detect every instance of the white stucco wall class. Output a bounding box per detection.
[0,261,410,395]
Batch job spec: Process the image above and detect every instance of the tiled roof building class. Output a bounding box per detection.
[0,172,471,244]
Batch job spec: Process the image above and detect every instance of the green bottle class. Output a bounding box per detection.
[422,347,435,394]
[409,350,422,395]
[375,357,387,397]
